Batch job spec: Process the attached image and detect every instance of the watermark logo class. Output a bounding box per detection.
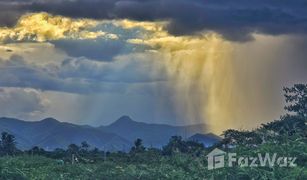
[207,148,297,170]
[207,148,226,170]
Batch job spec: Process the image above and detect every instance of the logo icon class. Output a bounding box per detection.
[207,148,226,170]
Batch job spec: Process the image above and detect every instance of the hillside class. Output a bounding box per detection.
[0,117,131,151]
[100,116,208,147]
[0,116,215,151]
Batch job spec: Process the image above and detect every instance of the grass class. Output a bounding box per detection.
[0,151,306,180]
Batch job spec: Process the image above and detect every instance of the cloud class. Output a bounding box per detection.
[0,3,23,27]
[1,0,305,41]
[50,21,146,60]
[0,12,116,43]
[0,14,153,61]
[0,55,119,94]
[60,54,167,83]
[52,38,134,60]
[0,48,167,94]
[120,20,307,131]
[0,42,67,66]
[0,4,307,129]
[0,87,48,119]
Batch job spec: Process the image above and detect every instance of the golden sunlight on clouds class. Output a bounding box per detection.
[0,13,117,42]
[0,13,285,133]
[115,20,167,32]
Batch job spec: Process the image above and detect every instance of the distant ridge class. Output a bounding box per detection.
[0,117,131,151]
[0,116,218,151]
[100,115,208,148]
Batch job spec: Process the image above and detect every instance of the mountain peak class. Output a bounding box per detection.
[0,117,17,121]
[205,133,220,138]
[107,115,136,127]
[116,116,134,123]
[40,117,59,123]
[189,133,222,140]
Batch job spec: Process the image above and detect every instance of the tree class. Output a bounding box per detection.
[222,129,262,147]
[130,138,145,153]
[262,114,307,138]
[81,141,90,152]
[283,84,307,118]
[162,136,205,156]
[29,146,46,155]
[67,144,79,154]
[0,132,17,155]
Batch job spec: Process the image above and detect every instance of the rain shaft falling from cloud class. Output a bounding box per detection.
[124,21,238,133]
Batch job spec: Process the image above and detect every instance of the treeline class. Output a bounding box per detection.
[0,131,207,163]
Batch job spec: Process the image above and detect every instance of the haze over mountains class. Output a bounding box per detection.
[0,116,221,151]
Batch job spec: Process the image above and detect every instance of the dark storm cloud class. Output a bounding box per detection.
[0,54,167,94]
[52,39,132,60]
[0,2,25,27]
[1,0,307,41]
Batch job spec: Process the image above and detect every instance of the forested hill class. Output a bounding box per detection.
[0,116,215,151]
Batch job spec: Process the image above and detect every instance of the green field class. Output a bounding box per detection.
[0,140,306,180]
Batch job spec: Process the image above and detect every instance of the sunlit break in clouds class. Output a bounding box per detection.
[0,0,307,134]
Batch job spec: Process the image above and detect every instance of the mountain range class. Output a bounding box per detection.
[0,116,221,151]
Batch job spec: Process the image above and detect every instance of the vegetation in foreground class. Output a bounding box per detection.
[0,84,306,180]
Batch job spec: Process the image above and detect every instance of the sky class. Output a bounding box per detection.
[0,0,307,133]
